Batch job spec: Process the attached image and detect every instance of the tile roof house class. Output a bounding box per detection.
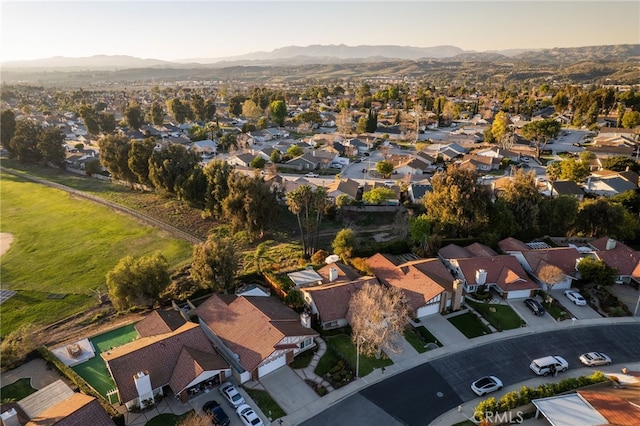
[498,237,582,291]
[102,320,230,410]
[367,253,463,317]
[325,178,361,203]
[0,380,115,426]
[549,180,585,201]
[195,295,318,383]
[447,254,538,299]
[458,154,501,172]
[588,237,640,285]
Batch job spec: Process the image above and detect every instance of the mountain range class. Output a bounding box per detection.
[7,43,637,71]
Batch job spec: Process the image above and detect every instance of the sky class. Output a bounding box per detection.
[1,1,638,62]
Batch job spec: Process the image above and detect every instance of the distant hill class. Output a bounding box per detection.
[1,55,177,71]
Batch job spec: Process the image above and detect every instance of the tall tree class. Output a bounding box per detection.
[375,160,394,178]
[409,214,431,255]
[98,134,135,182]
[124,103,144,130]
[204,99,217,121]
[575,198,638,240]
[127,137,155,185]
[522,118,561,158]
[78,104,100,134]
[362,187,396,204]
[191,236,239,293]
[222,173,278,240]
[148,144,200,195]
[10,120,42,163]
[150,101,165,125]
[37,127,66,167]
[425,167,491,237]
[242,100,263,120]
[538,195,579,237]
[286,185,329,257]
[1,109,16,155]
[269,100,287,126]
[106,252,170,311]
[490,111,510,142]
[203,160,233,218]
[332,228,355,262]
[98,111,116,133]
[499,169,541,239]
[347,283,410,357]
[621,111,640,129]
[191,94,206,121]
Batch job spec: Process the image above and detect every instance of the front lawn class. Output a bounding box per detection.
[403,326,442,353]
[290,346,316,369]
[325,334,392,377]
[145,410,194,426]
[244,388,285,420]
[466,299,525,330]
[0,378,36,401]
[448,312,492,338]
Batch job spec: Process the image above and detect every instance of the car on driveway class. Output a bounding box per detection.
[219,382,245,408]
[564,290,587,306]
[203,400,230,426]
[236,404,263,426]
[524,298,545,316]
[579,352,611,366]
[471,376,503,396]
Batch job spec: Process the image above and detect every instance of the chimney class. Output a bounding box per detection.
[1,409,20,426]
[134,371,154,408]
[300,312,311,328]
[606,239,616,250]
[475,269,487,286]
[452,279,463,311]
[329,267,338,282]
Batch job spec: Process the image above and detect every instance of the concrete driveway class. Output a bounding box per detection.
[550,289,602,320]
[260,366,319,415]
[508,297,557,326]
[611,284,640,316]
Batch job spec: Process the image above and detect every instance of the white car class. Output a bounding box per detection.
[304,172,319,178]
[219,382,245,408]
[564,290,587,306]
[236,404,263,426]
[471,376,503,396]
[579,352,611,367]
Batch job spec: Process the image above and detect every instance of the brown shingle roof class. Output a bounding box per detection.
[522,247,582,278]
[302,277,377,323]
[438,244,473,260]
[368,254,446,313]
[317,262,362,284]
[590,237,640,276]
[400,258,456,292]
[102,322,215,403]
[456,256,538,293]
[465,242,497,257]
[579,388,640,425]
[135,309,186,337]
[25,394,115,426]
[498,237,531,253]
[195,295,318,374]
[168,347,229,395]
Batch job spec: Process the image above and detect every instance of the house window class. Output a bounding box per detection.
[300,337,313,349]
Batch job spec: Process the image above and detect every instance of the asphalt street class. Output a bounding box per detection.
[301,323,640,426]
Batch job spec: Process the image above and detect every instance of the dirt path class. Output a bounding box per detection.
[0,232,14,257]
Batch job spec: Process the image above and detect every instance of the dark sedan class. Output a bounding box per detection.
[524,298,545,316]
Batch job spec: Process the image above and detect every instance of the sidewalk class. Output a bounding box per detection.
[278,316,640,426]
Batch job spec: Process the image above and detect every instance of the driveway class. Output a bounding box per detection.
[550,289,602,320]
[260,366,319,415]
[611,284,640,316]
[508,297,557,326]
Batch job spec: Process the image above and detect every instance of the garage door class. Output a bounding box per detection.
[416,304,440,318]
[258,353,287,378]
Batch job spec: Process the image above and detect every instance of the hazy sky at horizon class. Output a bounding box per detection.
[1,1,638,62]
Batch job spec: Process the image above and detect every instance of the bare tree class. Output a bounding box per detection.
[336,110,353,138]
[537,264,565,291]
[347,283,410,357]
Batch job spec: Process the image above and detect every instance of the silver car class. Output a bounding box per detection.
[471,375,503,396]
[579,352,611,366]
[564,290,587,306]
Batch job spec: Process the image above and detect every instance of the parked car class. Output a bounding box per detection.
[470,376,503,396]
[564,290,587,306]
[219,382,245,408]
[304,172,319,178]
[236,404,263,426]
[524,298,546,316]
[530,355,569,376]
[203,400,230,426]
[579,352,611,367]
[521,156,530,162]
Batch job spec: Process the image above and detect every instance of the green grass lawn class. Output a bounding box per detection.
[245,388,286,420]
[466,299,525,331]
[0,171,193,336]
[448,312,492,338]
[315,346,342,376]
[0,377,37,401]
[290,346,316,369]
[72,324,139,401]
[325,334,392,377]
[403,326,441,353]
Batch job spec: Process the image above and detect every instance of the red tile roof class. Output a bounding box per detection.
[590,237,640,276]
[455,256,538,293]
[169,347,229,395]
[135,309,186,337]
[438,244,473,259]
[580,389,640,425]
[367,253,446,313]
[195,295,318,373]
[398,258,456,292]
[102,322,217,403]
[522,247,582,278]
[302,277,378,323]
[25,393,115,426]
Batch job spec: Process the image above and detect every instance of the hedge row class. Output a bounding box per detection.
[473,371,609,421]
[38,347,125,426]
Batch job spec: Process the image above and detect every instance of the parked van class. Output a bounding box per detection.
[529,356,568,376]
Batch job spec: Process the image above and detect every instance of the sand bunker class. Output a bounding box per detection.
[0,233,14,257]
